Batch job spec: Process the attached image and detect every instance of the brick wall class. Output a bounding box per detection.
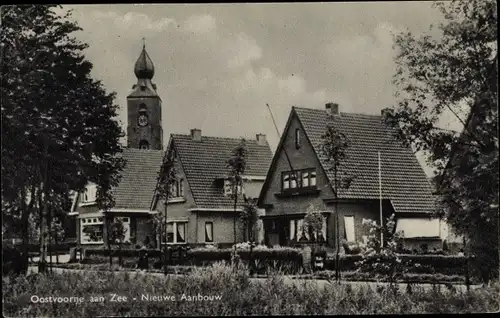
[196,212,244,244]
[261,112,334,215]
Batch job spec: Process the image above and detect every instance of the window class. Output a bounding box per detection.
[205,222,213,243]
[80,217,104,244]
[289,219,300,241]
[282,173,290,190]
[223,179,243,196]
[302,171,309,187]
[139,140,150,150]
[290,173,298,188]
[161,221,187,244]
[344,216,355,242]
[310,171,316,186]
[179,179,184,197]
[282,168,317,191]
[295,128,301,149]
[80,183,97,204]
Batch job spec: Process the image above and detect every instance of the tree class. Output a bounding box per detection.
[303,203,324,245]
[319,114,356,282]
[155,150,178,276]
[227,139,248,246]
[1,5,125,274]
[108,217,127,267]
[356,214,415,292]
[240,196,260,273]
[50,216,65,264]
[385,0,498,284]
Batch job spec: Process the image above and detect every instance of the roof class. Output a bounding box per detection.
[112,148,164,210]
[293,106,437,214]
[171,134,273,209]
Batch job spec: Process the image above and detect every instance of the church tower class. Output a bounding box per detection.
[127,42,163,150]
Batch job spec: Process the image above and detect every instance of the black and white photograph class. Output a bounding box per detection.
[1,1,498,316]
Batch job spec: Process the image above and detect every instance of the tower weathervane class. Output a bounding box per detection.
[142,37,146,48]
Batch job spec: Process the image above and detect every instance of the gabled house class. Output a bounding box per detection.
[258,103,445,250]
[69,148,163,247]
[151,129,273,247]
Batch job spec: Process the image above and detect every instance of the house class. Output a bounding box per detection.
[151,130,273,247]
[258,103,444,250]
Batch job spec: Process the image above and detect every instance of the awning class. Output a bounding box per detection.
[396,218,442,238]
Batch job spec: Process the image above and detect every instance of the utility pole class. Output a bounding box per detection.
[335,166,340,282]
[164,199,168,276]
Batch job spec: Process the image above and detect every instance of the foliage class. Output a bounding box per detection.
[385,0,498,284]
[318,117,356,197]
[356,214,416,285]
[1,5,125,273]
[3,266,499,316]
[303,203,325,242]
[239,197,260,243]
[226,138,248,244]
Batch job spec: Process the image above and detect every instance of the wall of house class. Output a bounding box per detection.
[244,180,265,199]
[154,147,198,244]
[261,112,334,216]
[196,212,244,245]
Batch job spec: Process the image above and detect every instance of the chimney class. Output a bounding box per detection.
[256,133,267,146]
[325,102,339,116]
[190,128,202,141]
[381,108,394,118]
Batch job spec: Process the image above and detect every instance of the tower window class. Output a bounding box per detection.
[139,103,147,112]
[139,140,150,150]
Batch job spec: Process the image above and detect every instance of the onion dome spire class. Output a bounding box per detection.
[134,38,155,80]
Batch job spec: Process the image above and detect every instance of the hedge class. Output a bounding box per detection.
[323,254,468,275]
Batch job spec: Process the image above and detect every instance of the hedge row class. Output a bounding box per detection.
[323,254,468,275]
[81,248,468,276]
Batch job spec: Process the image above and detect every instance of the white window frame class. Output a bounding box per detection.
[80,217,104,244]
[161,221,187,245]
[204,221,214,243]
[80,183,97,206]
[310,171,317,186]
[223,179,243,197]
[344,216,356,242]
[282,173,290,190]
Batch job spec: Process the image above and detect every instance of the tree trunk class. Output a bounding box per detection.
[164,202,168,276]
[233,194,238,244]
[20,185,31,275]
[107,215,112,269]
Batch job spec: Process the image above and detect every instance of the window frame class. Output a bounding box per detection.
[80,217,104,244]
[160,221,188,245]
[344,215,356,243]
[80,184,97,205]
[295,128,301,149]
[281,168,317,192]
[204,221,214,243]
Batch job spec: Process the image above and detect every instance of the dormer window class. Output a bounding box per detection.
[281,168,317,192]
[224,179,243,196]
[80,183,97,205]
[168,179,185,198]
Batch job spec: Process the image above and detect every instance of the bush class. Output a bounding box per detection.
[2,245,28,276]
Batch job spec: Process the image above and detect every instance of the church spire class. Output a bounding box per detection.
[134,38,155,80]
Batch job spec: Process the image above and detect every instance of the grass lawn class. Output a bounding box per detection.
[4,263,499,316]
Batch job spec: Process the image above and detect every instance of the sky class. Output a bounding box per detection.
[61,3,459,177]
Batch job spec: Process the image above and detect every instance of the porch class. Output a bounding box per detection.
[261,212,333,248]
